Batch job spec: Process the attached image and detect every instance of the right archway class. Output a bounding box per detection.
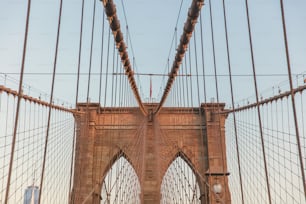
[160,154,201,204]
[155,103,231,204]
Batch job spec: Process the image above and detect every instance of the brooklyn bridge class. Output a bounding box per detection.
[0,0,305,203]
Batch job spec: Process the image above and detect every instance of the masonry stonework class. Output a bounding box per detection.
[70,103,231,204]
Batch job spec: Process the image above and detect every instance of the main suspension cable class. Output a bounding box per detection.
[155,0,204,114]
[100,0,147,115]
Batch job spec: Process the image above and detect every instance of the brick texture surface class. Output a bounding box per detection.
[70,103,231,204]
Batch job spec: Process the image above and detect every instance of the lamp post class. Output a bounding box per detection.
[212,182,222,203]
[205,172,230,204]
[212,183,222,195]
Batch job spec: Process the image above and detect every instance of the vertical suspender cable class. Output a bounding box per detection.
[167,58,170,74]
[279,0,306,195]
[193,30,208,204]
[108,40,116,203]
[174,77,178,107]
[178,71,182,107]
[118,65,122,107]
[300,92,305,159]
[184,57,190,107]
[126,25,128,50]
[180,57,186,107]
[115,53,119,106]
[83,2,97,195]
[75,0,85,107]
[124,77,128,107]
[104,28,111,108]
[4,0,31,203]
[244,0,272,203]
[2,22,12,204]
[96,8,107,193]
[69,0,85,201]
[111,42,116,105]
[188,48,194,107]
[38,0,64,202]
[99,9,106,108]
[193,31,201,106]
[199,12,207,103]
[221,0,245,202]
[86,0,97,104]
[208,0,228,200]
[208,0,219,102]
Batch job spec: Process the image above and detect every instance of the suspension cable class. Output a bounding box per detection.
[98,11,106,108]
[244,0,272,203]
[208,0,228,201]
[38,0,64,202]
[86,0,97,104]
[101,0,147,115]
[188,47,194,107]
[221,0,245,202]
[155,0,204,114]
[69,0,85,201]
[120,0,142,98]
[199,12,207,103]
[4,0,32,202]
[279,0,306,195]
[103,27,111,109]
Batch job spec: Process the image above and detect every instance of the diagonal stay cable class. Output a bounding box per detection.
[154,0,204,114]
[279,0,306,195]
[100,0,147,115]
[4,0,32,202]
[39,0,64,202]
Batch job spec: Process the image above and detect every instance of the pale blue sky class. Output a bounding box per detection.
[0,0,306,107]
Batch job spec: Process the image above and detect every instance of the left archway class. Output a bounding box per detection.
[71,103,145,203]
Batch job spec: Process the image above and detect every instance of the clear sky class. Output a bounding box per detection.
[0,1,306,203]
[0,0,306,106]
